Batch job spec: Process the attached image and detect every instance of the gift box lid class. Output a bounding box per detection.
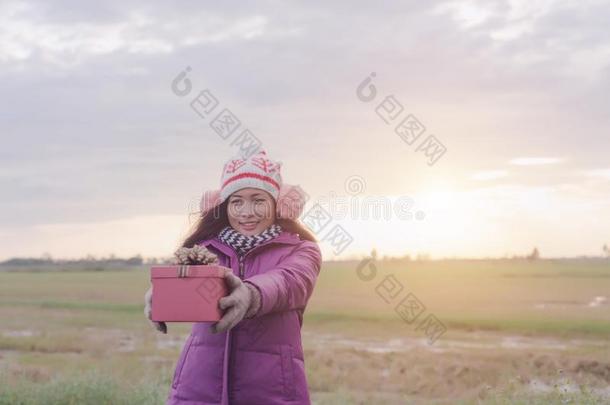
[150,265,226,279]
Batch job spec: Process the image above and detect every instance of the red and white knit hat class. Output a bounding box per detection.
[220,149,283,202]
[200,149,307,220]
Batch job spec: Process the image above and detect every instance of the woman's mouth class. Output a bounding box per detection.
[239,221,259,231]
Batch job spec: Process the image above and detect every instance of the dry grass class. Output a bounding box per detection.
[0,260,609,404]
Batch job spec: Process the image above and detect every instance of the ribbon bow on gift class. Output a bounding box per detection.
[172,245,219,266]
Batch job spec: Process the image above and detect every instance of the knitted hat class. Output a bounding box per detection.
[200,149,308,220]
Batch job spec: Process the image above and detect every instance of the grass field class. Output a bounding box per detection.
[1,259,609,404]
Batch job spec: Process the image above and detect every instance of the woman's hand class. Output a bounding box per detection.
[144,286,167,334]
[212,268,261,334]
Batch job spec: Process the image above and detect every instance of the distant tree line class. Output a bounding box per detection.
[0,253,147,267]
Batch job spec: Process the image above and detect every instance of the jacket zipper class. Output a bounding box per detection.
[238,254,245,279]
[236,238,282,280]
[225,236,299,401]
[228,245,268,398]
[229,252,248,401]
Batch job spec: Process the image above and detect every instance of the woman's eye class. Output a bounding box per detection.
[255,199,265,203]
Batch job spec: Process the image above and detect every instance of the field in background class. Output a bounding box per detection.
[1,259,609,404]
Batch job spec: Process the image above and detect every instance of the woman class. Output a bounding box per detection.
[144,149,322,404]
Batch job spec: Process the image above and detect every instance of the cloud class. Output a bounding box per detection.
[509,157,564,166]
[433,1,495,29]
[584,168,610,179]
[0,2,284,67]
[1,0,610,259]
[471,170,509,181]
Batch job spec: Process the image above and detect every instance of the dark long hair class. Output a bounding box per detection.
[180,198,317,248]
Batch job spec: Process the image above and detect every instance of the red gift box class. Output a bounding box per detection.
[150,265,228,322]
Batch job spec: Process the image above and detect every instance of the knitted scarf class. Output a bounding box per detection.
[218,223,282,257]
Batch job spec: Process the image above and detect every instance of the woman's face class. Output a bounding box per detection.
[227,188,276,236]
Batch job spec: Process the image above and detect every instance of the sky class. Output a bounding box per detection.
[1,0,610,261]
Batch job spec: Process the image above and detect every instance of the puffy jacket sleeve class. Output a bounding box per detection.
[244,240,322,317]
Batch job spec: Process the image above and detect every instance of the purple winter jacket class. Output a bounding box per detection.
[166,229,323,405]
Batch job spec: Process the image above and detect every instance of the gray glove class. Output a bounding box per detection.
[212,268,261,334]
[144,286,167,334]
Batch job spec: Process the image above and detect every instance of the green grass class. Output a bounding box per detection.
[0,367,169,405]
[0,260,609,404]
[1,369,605,405]
[454,383,606,405]
[0,299,140,313]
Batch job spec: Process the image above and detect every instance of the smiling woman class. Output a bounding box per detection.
[148,149,323,405]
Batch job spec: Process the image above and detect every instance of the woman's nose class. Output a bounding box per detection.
[238,203,256,217]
